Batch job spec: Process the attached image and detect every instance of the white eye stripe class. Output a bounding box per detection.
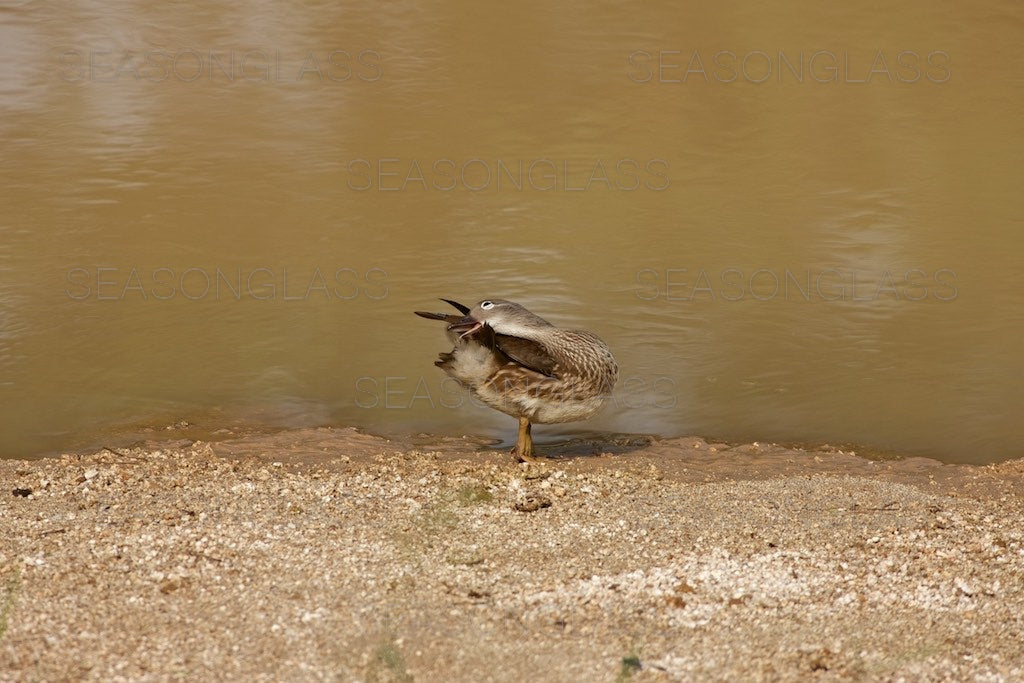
[480,300,494,310]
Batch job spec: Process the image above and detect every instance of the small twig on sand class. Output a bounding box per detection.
[37,528,67,537]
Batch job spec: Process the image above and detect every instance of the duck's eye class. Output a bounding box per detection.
[480,300,494,310]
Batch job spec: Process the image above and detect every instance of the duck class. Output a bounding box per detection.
[415,298,618,461]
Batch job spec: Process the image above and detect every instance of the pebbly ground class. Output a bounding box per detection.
[2,428,1023,681]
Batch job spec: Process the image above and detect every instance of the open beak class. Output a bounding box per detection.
[440,298,470,314]
[447,315,483,339]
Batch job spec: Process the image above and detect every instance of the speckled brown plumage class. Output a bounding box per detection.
[415,298,618,461]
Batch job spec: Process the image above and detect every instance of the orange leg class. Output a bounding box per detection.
[513,416,538,462]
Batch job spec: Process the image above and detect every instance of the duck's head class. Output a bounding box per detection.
[448,299,554,339]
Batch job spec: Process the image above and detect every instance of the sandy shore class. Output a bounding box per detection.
[2,427,1023,681]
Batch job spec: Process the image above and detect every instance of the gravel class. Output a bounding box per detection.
[2,429,1023,681]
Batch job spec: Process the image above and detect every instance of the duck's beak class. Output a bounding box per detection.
[440,298,471,314]
[415,310,460,322]
[447,315,483,339]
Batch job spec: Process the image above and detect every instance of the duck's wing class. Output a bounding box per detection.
[491,332,559,379]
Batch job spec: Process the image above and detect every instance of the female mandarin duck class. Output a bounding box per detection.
[415,298,618,462]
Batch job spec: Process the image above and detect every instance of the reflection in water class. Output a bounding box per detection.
[1,2,1022,462]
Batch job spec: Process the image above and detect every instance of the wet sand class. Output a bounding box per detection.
[2,428,1023,681]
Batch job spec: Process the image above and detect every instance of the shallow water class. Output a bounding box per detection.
[1,2,1022,462]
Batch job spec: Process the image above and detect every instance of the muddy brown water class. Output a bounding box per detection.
[1,3,1021,462]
